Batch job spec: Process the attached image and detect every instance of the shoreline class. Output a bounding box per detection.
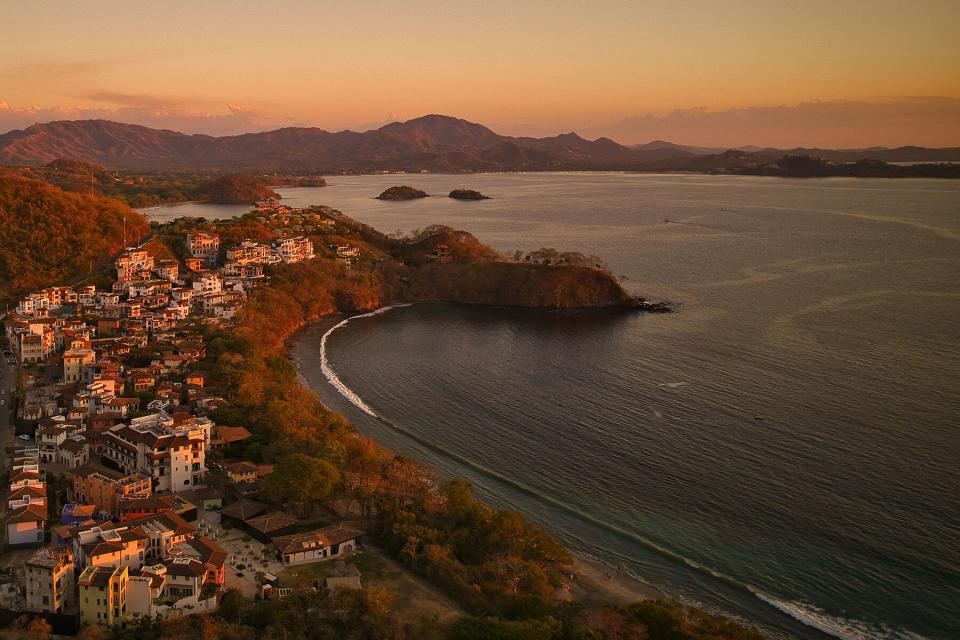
[567,556,665,605]
[286,305,667,609]
[136,200,203,212]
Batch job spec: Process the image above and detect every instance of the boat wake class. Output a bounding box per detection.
[317,306,926,640]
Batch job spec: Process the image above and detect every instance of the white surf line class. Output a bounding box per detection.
[318,305,412,417]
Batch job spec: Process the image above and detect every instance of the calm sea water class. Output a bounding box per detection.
[153,174,960,639]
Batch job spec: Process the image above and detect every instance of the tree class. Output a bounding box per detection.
[261,453,341,512]
[76,625,107,640]
[401,535,421,569]
[25,617,53,638]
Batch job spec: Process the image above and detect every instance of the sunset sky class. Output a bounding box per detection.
[1,0,958,147]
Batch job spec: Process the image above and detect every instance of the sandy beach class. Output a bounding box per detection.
[566,555,665,606]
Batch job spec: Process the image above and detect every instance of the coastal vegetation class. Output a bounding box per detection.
[735,155,960,178]
[192,174,281,204]
[10,159,326,207]
[377,185,429,200]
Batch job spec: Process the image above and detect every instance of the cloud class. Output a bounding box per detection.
[0,96,282,137]
[584,97,960,148]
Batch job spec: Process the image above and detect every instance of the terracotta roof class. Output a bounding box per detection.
[9,470,41,482]
[185,536,227,569]
[244,511,298,535]
[124,509,195,536]
[82,540,125,558]
[211,425,251,445]
[119,527,149,543]
[224,461,258,474]
[66,504,97,518]
[220,498,267,521]
[272,524,364,555]
[5,503,47,524]
[165,558,206,578]
[9,486,47,500]
[60,438,88,453]
[123,495,176,511]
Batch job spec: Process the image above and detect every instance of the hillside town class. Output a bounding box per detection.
[0,203,366,633]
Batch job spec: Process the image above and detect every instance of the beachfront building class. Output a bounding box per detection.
[25,546,76,614]
[272,524,364,566]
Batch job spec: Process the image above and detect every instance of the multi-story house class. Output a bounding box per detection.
[25,547,75,614]
[115,250,155,284]
[6,448,47,547]
[78,564,127,627]
[75,526,148,570]
[58,436,91,469]
[64,338,97,383]
[71,464,152,519]
[186,232,220,265]
[192,272,223,294]
[226,240,273,264]
[221,261,265,278]
[274,236,314,263]
[77,284,98,307]
[6,504,46,547]
[154,260,180,282]
[102,412,211,492]
[128,280,172,299]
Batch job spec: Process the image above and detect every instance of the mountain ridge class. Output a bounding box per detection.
[1,114,957,171]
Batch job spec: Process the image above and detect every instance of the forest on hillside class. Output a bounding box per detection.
[0,171,149,303]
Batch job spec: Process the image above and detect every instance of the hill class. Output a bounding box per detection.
[0,171,149,302]
[193,174,280,203]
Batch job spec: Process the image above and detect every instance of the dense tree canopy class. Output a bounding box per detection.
[0,171,148,303]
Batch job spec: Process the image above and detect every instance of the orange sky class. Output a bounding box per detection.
[1,0,959,146]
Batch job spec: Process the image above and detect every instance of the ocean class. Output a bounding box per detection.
[151,173,960,639]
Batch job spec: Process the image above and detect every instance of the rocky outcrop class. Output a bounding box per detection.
[448,189,489,200]
[376,185,428,201]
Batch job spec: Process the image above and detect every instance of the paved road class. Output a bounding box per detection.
[0,354,14,474]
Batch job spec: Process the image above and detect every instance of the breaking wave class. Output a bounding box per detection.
[319,305,411,417]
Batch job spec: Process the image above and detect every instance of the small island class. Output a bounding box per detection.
[377,185,429,200]
[449,188,489,200]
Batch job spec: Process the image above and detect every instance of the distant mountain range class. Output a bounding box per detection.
[0,114,957,171]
